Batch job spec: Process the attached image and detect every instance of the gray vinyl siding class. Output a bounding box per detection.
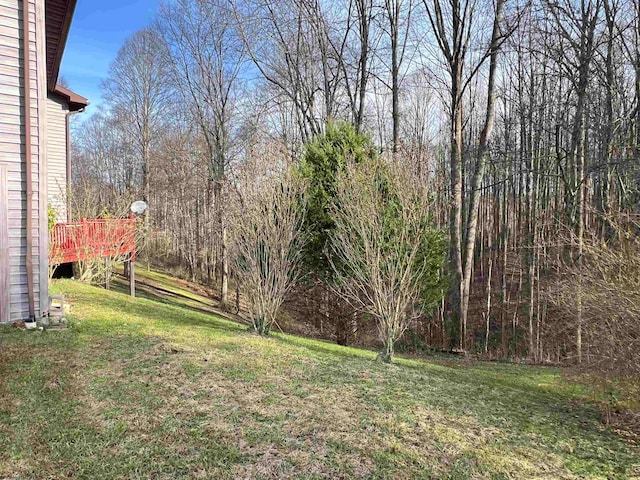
[46,95,67,221]
[0,0,45,322]
[0,165,9,322]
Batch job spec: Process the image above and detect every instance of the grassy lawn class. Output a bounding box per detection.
[0,280,638,479]
[111,267,226,314]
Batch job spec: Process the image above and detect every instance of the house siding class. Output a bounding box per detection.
[0,0,46,322]
[46,95,67,221]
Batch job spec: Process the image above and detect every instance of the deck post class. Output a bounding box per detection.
[129,259,135,297]
[104,258,110,290]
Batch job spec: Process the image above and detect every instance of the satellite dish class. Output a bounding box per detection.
[130,200,148,216]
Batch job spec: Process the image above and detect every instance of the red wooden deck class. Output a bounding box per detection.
[49,218,136,265]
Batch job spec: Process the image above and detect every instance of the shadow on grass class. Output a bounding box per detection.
[110,278,228,319]
[112,276,247,325]
[60,282,244,337]
[274,331,378,361]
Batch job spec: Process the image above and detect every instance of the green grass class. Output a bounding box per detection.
[111,266,224,315]
[124,267,217,304]
[0,279,638,479]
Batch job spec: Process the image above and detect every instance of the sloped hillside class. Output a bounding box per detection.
[0,280,637,479]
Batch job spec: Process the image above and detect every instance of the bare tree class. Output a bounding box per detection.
[381,0,414,152]
[72,113,139,204]
[349,0,376,131]
[230,144,308,335]
[329,155,445,362]
[545,211,640,412]
[157,0,248,304]
[545,0,603,363]
[102,28,172,207]
[423,0,513,350]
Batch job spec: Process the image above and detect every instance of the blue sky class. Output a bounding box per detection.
[60,0,162,114]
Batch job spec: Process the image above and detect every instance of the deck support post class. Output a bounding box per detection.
[104,258,110,290]
[129,259,135,297]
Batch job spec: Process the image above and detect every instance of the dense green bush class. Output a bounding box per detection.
[298,122,376,277]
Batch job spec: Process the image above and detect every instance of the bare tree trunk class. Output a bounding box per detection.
[484,205,493,354]
[384,0,410,153]
[546,0,601,364]
[451,81,464,348]
[221,225,229,305]
[460,0,504,350]
[354,0,372,131]
[500,165,509,355]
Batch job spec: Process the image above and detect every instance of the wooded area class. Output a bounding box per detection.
[67,0,640,374]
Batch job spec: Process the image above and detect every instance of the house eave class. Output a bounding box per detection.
[50,84,89,112]
[45,0,78,91]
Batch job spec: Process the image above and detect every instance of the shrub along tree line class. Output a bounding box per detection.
[229,123,446,362]
[297,123,377,345]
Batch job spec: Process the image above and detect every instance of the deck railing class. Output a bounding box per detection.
[49,218,136,265]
